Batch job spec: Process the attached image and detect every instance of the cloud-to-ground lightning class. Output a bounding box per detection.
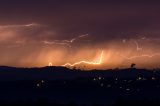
[62,50,104,67]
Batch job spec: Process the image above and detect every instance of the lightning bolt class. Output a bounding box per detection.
[0,23,39,28]
[43,34,88,46]
[134,41,142,51]
[122,39,142,51]
[63,34,88,43]
[120,38,160,60]
[121,53,160,60]
[62,50,104,67]
[43,41,70,47]
[23,23,38,27]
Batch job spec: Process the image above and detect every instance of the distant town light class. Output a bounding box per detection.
[98,77,102,80]
[41,80,45,83]
[126,88,130,91]
[152,77,156,80]
[100,83,104,87]
[37,83,40,87]
[137,77,142,80]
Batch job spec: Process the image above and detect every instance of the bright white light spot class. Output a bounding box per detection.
[49,62,52,66]
[37,83,40,87]
[126,88,130,91]
[98,77,102,80]
[41,80,45,83]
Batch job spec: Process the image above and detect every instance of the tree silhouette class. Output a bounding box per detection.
[131,63,136,68]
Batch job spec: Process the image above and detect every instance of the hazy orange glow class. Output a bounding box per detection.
[0,23,159,69]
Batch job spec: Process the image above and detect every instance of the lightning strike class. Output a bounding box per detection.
[43,34,88,46]
[23,23,38,27]
[62,50,104,67]
[64,34,88,43]
[121,53,160,60]
[43,41,70,47]
[134,41,142,51]
[0,23,39,28]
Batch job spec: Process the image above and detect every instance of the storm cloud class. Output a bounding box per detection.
[0,0,159,69]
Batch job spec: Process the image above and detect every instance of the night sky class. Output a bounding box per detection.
[0,0,160,69]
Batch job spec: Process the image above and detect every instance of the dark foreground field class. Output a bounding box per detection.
[0,66,160,106]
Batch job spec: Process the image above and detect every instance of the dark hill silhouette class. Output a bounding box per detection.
[0,66,157,81]
[0,66,159,105]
